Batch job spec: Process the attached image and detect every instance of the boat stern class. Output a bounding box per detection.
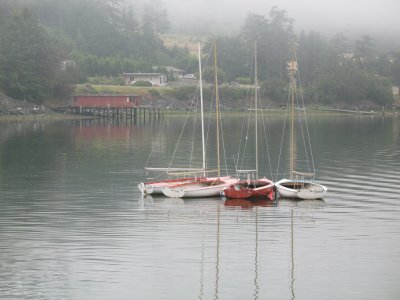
[138,183,146,195]
[162,187,185,198]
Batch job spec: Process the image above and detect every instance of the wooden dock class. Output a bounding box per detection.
[52,105,165,121]
[318,108,387,115]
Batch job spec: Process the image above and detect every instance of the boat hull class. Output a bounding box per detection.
[223,178,274,199]
[162,177,239,198]
[275,178,327,200]
[138,177,204,195]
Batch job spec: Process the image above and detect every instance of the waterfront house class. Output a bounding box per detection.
[121,72,167,86]
[153,66,185,79]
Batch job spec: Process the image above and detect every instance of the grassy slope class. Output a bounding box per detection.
[160,34,203,55]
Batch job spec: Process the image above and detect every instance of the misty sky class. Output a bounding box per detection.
[135,0,400,41]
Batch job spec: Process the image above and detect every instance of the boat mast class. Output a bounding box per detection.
[288,44,297,180]
[254,41,259,180]
[214,42,221,178]
[198,43,206,176]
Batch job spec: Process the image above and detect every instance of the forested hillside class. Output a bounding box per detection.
[0,0,399,107]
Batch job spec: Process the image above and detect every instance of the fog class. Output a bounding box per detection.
[132,0,399,45]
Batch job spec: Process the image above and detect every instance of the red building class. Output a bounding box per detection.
[72,95,142,108]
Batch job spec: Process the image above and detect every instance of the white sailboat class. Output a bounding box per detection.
[138,43,209,195]
[275,43,327,200]
[138,173,205,195]
[162,42,238,198]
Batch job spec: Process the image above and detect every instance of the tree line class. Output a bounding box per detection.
[207,10,399,106]
[0,0,399,106]
[0,0,190,103]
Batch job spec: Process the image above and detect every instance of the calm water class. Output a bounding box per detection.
[0,114,399,300]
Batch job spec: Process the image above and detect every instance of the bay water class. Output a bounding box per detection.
[0,114,399,299]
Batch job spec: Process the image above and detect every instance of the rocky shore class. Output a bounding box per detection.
[0,92,46,116]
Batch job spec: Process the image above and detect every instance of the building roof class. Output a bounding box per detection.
[153,66,185,73]
[121,72,165,76]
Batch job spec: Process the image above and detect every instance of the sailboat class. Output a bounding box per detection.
[138,43,210,195]
[224,42,274,200]
[162,42,238,198]
[275,43,327,200]
[138,175,205,195]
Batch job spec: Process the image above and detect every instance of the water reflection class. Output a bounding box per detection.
[278,199,326,300]
[1,116,400,300]
[278,198,326,208]
[198,213,206,300]
[224,198,276,209]
[254,207,259,300]
[214,205,220,300]
[291,208,295,300]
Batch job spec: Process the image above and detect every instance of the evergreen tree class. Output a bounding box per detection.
[297,31,327,85]
[241,8,293,81]
[121,5,138,35]
[143,0,170,35]
[0,8,60,102]
[354,35,376,65]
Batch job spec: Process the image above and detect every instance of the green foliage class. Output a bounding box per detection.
[294,31,393,106]
[206,36,251,82]
[175,52,198,75]
[0,8,61,102]
[313,65,393,105]
[218,86,249,102]
[297,31,327,85]
[133,81,152,87]
[167,86,197,100]
[149,89,161,97]
[32,0,125,56]
[0,2,397,108]
[390,52,400,86]
[88,76,124,86]
[4,0,173,61]
[241,8,293,81]
[202,66,227,84]
[143,0,170,34]
[353,35,376,66]
[121,5,138,36]
[72,53,152,77]
[167,85,249,106]
[52,72,75,100]
[236,77,251,85]
[365,77,393,105]
[260,79,288,103]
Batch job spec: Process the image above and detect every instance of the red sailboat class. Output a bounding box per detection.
[224,176,274,199]
[223,42,275,200]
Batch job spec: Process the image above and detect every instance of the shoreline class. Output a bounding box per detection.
[0,109,398,121]
[164,108,399,117]
[0,112,100,121]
